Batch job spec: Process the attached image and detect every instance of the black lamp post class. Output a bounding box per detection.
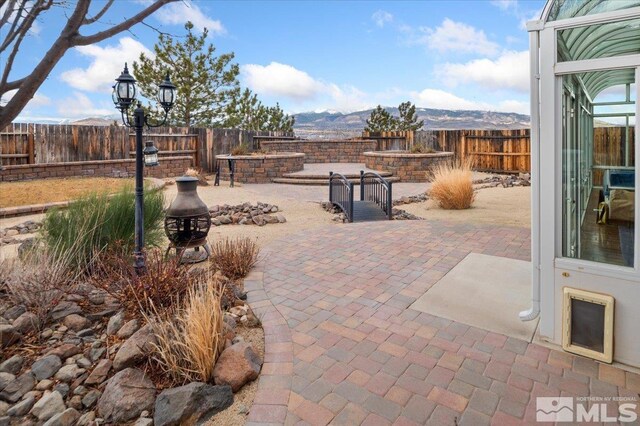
[112,63,176,272]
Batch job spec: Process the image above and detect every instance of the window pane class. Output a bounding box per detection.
[558,18,640,62]
[562,72,635,267]
[548,0,640,22]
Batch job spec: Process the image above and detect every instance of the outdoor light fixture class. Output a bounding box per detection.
[113,62,176,272]
[143,141,159,167]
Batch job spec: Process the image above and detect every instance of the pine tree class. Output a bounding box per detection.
[364,105,398,132]
[225,89,295,132]
[133,22,240,127]
[397,101,424,131]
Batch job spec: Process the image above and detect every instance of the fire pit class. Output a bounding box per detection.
[164,176,211,262]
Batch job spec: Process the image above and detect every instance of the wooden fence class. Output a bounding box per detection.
[593,126,636,185]
[0,123,293,173]
[361,131,415,151]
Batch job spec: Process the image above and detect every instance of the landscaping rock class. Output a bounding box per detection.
[6,394,35,416]
[0,401,7,416]
[97,368,156,424]
[85,360,111,386]
[0,325,20,348]
[82,389,101,408]
[3,306,25,321]
[86,306,119,321]
[54,364,85,382]
[30,390,65,421]
[42,408,80,426]
[0,416,8,426]
[52,383,69,399]
[68,395,83,410]
[213,342,262,392]
[50,302,82,321]
[116,319,140,339]
[46,344,81,359]
[113,325,156,371]
[0,356,23,375]
[0,372,35,403]
[76,411,95,426]
[35,380,53,391]
[63,314,90,332]
[154,383,234,426]
[135,418,153,426]
[106,311,125,336]
[31,355,62,381]
[0,374,14,392]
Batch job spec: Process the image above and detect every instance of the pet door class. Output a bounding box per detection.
[562,287,614,363]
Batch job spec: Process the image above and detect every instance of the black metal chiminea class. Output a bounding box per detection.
[164,176,211,262]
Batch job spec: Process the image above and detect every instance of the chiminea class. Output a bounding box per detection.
[164,176,211,262]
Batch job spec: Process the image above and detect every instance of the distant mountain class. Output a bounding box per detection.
[293,107,531,135]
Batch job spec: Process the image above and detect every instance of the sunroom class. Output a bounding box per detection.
[525,0,639,367]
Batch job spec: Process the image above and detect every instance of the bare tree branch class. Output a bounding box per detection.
[74,0,174,46]
[0,0,20,29]
[0,0,178,128]
[82,0,114,25]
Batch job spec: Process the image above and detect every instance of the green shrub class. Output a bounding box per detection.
[41,185,165,271]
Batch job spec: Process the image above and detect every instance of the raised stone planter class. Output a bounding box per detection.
[364,150,454,182]
[215,152,304,184]
[260,139,377,163]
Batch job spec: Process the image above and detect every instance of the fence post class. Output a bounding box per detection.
[460,133,466,164]
[329,171,333,203]
[360,170,364,201]
[28,123,35,164]
[387,181,393,220]
[348,182,354,223]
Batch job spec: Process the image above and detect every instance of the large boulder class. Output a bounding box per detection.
[97,368,156,424]
[154,383,233,426]
[212,342,261,392]
[12,312,39,335]
[113,325,156,371]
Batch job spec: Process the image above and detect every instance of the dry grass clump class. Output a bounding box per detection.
[410,143,436,154]
[429,158,475,209]
[92,251,199,315]
[209,237,259,280]
[144,275,225,384]
[184,167,209,186]
[1,245,79,326]
[230,143,250,156]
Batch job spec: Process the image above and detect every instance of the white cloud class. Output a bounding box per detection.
[57,92,113,118]
[0,90,51,109]
[410,89,529,114]
[60,37,153,94]
[437,50,529,92]
[404,18,499,56]
[372,10,393,28]
[154,1,225,35]
[491,0,518,11]
[242,62,323,101]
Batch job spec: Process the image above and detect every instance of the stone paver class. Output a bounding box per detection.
[245,220,640,425]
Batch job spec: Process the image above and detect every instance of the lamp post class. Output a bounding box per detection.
[112,63,176,272]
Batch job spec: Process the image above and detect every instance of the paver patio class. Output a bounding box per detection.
[244,220,640,425]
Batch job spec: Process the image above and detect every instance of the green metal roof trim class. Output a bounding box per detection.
[557,17,640,61]
[546,0,640,22]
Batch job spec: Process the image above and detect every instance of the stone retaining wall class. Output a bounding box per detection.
[216,153,304,183]
[0,156,192,182]
[260,140,377,163]
[364,151,454,182]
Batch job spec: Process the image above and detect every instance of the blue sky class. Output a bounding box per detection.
[4,0,547,121]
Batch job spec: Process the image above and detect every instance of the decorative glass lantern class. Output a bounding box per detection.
[158,72,176,112]
[114,63,136,110]
[143,141,159,167]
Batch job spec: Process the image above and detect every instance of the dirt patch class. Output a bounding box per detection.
[401,186,531,228]
[206,325,265,425]
[0,177,134,208]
